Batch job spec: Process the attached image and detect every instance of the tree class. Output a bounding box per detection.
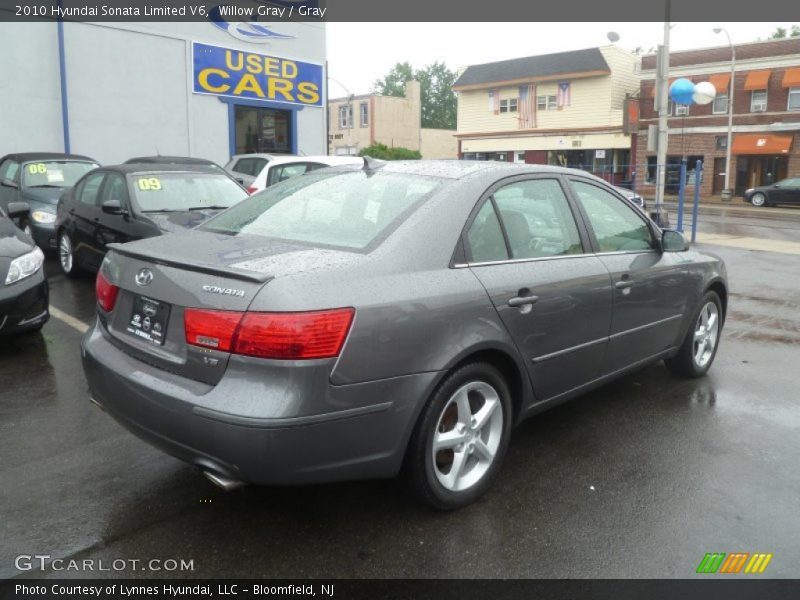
[373,62,458,130]
[768,25,800,39]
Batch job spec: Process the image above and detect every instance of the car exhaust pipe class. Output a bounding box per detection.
[203,469,245,491]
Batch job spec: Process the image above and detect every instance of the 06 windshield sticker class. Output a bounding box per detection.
[137,177,162,191]
[27,163,47,174]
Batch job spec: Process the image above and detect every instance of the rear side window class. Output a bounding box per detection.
[201,170,441,251]
[233,158,268,176]
[493,179,583,259]
[267,163,315,187]
[571,180,655,252]
[466,200,508,263]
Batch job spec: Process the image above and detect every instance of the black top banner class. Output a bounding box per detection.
[0,0,799,22]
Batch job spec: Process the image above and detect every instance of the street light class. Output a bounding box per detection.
[713,27,735,201]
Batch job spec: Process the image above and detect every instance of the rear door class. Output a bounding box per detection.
[465,176,613,402]
[568,177,690,375]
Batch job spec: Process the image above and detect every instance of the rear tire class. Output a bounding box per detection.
[665,291,723,378]
[406,362,513,510]
[58,231,80,278]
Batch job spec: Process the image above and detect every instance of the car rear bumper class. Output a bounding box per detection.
[81,320,438,485]
[0,272,49,335]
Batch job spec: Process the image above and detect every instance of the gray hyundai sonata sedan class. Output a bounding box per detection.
[82,160,727,509]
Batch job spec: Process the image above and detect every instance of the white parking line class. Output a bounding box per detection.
[49,306,90,334]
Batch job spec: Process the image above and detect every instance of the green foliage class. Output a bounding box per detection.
[359,143,421,161]
[768,25,800,39]
[373,62,458,130]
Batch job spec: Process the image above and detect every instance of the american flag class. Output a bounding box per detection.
[518,84,536,129]
[557,81,571,107]
[488,89,500,114]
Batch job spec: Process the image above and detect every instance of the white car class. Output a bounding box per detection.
[226,154,363,194]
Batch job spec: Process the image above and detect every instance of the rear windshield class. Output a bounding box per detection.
[22,161,98,188]
[200,170,441,250]
[131,172,248,212]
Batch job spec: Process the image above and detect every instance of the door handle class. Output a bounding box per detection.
[615,280,634,290]
[508,294,539,308]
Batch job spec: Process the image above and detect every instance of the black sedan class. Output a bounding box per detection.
[744,177,800,207]
[0,202,49,335]
[54,164,249,276]
[0,152,100,250]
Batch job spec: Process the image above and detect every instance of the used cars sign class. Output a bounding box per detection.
[192,42,322,106]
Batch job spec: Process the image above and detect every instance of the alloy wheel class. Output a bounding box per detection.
[693,302,720,369]
[59,233,73,274]
[751,193,766,207]
[431,381,504,492]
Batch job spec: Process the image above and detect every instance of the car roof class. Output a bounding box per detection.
[2,152,96,162]
[124,155,220,166]
[100,163,228,175]
[267,155,362,167]
[230,153,284,160]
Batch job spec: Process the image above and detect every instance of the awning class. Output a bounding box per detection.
[708,73,731,94]
[731,133,793,155]
[650,77,682,98]
[782,67,800,88]
[743,69,772,91]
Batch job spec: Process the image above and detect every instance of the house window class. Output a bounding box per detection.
[359,102,368,127]
[674,104,689,116]
[338,105,353,129]
[499,98,518,113]
[515,151,526,163]
[536,95,557,110]
[750,90,767,112]
[715,136,728,151]
[789,87,800,111]
[712,93,728,114]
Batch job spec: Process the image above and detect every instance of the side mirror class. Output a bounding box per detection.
[662,229,689,252]
[101,199,127,215]
[7,202,30,219]
[1,178,19,189]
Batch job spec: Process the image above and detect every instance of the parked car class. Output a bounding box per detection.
[224,153,281,189]
[744,177,800,207]
[55,164,249,276]
[614,185,647,211]
[230,154,363,194]
[0,152,100,250]
[0,202,48,335]
[81,161,727,509]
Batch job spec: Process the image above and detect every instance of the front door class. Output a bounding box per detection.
[464,176,613,402]
[70,171,107,271]
[713,157,726,194]
[234,106,292,155]
[568,178,690,375]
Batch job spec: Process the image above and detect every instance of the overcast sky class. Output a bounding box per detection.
[326,22,794,95]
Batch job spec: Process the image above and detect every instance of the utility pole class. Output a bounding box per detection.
[654,1,671,224]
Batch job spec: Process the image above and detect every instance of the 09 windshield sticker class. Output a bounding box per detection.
[137,177,162,191]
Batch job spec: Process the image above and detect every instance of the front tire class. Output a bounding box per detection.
[406,362,513,510]
[665,291,723,378]
[58,231,80,278]
[750,192,767,207]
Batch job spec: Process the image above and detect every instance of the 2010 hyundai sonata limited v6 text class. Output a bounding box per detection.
[81,160,728,509]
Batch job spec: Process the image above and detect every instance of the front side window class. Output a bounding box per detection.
[22,161,97,188]
[100,174,128,205]
[131,173,248,212]
[201,170,441,251]
[493,179,583,259]
[789,87,800,111]
[751,90,768,112]
[712,93,729,114]
[79,173,105,206]
[0,159,19,183]
[571,180,655,253]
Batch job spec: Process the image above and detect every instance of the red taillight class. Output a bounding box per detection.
[183,307,355,360]
[95,272,119,312]
[184,308,242,352]
[246,186,258,195]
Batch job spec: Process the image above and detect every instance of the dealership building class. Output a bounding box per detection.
[0,20,327,165]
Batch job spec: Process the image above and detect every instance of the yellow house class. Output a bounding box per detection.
[454,45,639,183]
[328,80,458,159]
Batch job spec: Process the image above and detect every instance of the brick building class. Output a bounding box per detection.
[636,37,800,199]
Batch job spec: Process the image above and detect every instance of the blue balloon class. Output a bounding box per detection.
[670,78,695,105]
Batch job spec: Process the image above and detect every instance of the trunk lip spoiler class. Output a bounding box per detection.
[107,244,273,284]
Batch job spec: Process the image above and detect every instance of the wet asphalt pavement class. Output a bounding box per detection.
[2,206,800,580]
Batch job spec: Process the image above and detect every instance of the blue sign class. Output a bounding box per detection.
[192,42,323,107]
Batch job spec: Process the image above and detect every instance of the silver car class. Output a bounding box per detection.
[82,161,727,509]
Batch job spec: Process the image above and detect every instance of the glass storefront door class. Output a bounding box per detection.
[735,156,788,195]
[234,106,292,155]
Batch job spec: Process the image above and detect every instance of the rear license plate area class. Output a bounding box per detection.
[126,295,170,346]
